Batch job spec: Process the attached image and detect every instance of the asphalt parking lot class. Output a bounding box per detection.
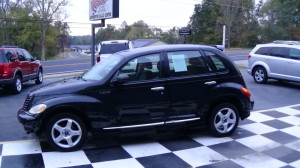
[0,66,300,168]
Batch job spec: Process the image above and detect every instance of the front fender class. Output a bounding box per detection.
[250,61,270,76]
[35,94,100,119]
[35,94,101,131]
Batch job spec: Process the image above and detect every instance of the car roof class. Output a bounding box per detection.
[115,44,220,58]
[256,43,300,49]
[101,40,130,44]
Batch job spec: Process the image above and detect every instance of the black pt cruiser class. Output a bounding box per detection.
[18,45,254,152]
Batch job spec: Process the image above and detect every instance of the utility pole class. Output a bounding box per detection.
[223,25,226,52]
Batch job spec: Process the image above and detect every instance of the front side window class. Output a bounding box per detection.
[167,51,209,77]
[16,50,26,61]
[22,50,33,61]
[270,47,288,58]
[289,48,300,60]
[255,47,270,55]
[118,53,161,82]
[83,54,124,81]
[204,51,227,72]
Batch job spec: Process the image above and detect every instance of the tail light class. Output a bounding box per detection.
[2,65,10,77]
[248,55,251,59]
[96,56,101,63]
[241,87,251,98]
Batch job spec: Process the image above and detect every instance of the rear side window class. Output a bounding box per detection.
[4,50,15,63]
[270,47,288,58]
[289,48,300,60]
[167,51,210,77]
[204,51,227,72]
[0,50,4,63]
[255,47,270,55]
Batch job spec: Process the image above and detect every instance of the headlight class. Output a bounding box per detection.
[29,104,47,114]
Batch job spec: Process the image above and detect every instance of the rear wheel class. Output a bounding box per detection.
[209,103,239,137]
[45,113,87,152]
[35,69,43,84]
[11,75,22,94]
[253,67,268,84]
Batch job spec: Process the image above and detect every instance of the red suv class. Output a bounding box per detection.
[0,46,43,94]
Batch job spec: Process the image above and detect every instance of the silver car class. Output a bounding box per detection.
[247,43,300,83]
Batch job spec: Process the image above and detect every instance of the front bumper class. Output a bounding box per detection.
[18,109,41,134]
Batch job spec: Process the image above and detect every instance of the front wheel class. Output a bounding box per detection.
[45,113,87,152]
[253,67,268,84]
[209,103,239,137]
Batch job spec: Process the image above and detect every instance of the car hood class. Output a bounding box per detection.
[30,77,96,96]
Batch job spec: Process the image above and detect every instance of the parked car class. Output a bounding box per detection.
[0,46,43,93]
[18,44,253,151]
[96,40,133,63]
[247,43,300,84]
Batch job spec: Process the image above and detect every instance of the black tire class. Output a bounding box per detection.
[35,69,43,84]
[209,103,239,137]
[253,67,268,84]
[11,75,22,94]
[45,113,87,152]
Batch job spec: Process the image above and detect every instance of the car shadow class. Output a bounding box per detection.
[267,80,300,89]
[0,81,39,97]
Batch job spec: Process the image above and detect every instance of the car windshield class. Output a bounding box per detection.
[100,43,129,54]
[82,54,124,81]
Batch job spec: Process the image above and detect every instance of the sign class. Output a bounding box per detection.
[179,29,192,35]
[89,0,119,21]
[257,35,262,40]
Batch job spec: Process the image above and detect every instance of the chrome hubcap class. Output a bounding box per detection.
[16,78,22,91]
[254,69,264,82]
[214,108,236,133]
[51,118,82,148]
[39,72,43,82]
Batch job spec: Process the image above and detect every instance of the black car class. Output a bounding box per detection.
[18,44,254,151]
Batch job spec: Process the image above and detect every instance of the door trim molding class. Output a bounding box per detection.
[103,117,200,130]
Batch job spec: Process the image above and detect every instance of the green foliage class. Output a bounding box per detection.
[260,0,300,42]
[0,1,70,59]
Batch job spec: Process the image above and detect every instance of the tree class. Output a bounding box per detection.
[260,0,300,42]
[186,1,221,44]
[126,20,153,40]
[25,0,69,61]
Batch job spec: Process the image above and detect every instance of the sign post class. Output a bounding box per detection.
[179,29,192,44]
[89,0,119,66]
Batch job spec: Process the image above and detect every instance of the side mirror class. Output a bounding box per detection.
[111,74,129,85]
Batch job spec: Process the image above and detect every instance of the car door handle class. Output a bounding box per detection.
[151,87,164,91]
[205,81,216,85]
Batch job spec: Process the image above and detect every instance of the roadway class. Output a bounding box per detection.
[43,49,252,75]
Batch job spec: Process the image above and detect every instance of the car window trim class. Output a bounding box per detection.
[164,50,212,78]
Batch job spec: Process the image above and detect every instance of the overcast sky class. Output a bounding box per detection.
[64,0,199,36]
[65,0,263,36]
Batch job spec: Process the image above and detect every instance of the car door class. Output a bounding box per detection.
[163,50,217,123]
[268,47,289,79]
[22,49,38,79]
[16,49,30,80]
[286,48,300,82]
[108,53,167,129]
